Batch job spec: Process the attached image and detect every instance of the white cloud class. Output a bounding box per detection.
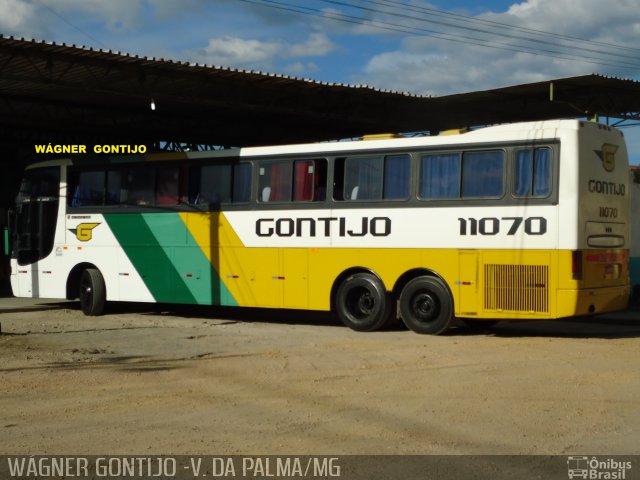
[187,33,335,71]
[192,36,281,67]
[45,0,143,31]
[289,32,335,57]
[0,0,144,37]
[284,61,319,75]
[361,0,640,96]
[0,0,42,35]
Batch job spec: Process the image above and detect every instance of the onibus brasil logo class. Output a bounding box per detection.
[567,456,632,479]
[68,223,100,242]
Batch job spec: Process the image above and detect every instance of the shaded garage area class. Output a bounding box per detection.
[2,34,640,294]
[2,34,640,194]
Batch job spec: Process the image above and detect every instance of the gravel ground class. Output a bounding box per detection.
[0,297,638,456]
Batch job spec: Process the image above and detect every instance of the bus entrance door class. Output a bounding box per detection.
[458,250,480,316]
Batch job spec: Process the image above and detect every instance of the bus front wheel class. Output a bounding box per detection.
[335,273,393,332]
[399,276,453,335]
[79,268,106,316]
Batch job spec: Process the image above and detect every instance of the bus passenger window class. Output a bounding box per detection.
[294,160,315,201]
[420,153,461,199]
[189,164,232,205]
[70,170,105,206]
[344,156,383,200]
[514,147,552,197]
[156,167,181,205]
[383,154,410,199]
[342,155,409,201]
[461,150,504,198]
[126,168,155,205]
[259,162,293,202]
[106,170,123,205]
[109,167,155,206]
[293,159,327,202]
[313,160,327,201]
[232,163,251,203]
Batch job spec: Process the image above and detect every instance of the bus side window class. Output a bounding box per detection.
[189,164,232,206]
[125,167,156,205]
[105,167,155,206]
[156,167,181,205]
[232,163,252,203]
[313,160,327,201]
[514,147,552,197]
[259,162,293,202]
[420,153,461,199]
[106,170,123,205]
[383,154,410,200]
[293,159,327,202]
[344,156,383,200]
[461,150,504,198]
[341,155,410,201]
[294,160,314,202]
[70,170,106,207]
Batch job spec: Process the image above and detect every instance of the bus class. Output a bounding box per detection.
[6,119,631,334]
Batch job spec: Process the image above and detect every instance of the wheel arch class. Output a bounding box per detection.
[66,262,101,300]
[392,268,454,304]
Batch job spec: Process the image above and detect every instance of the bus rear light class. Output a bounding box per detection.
[572,251,583,280]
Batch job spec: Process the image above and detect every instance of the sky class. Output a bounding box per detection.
[1,0,640,162]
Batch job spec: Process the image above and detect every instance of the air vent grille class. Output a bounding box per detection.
[484,264,549,313]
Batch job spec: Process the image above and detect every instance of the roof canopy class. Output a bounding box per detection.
[1,35,640,149]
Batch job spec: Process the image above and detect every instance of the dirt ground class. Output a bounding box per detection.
[0,297,639,456]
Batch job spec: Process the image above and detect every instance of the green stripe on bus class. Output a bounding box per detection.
[103,213,237,306]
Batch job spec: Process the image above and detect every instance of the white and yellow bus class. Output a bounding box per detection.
[7,119,630,334]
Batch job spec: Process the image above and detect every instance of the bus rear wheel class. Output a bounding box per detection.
[335,273,393,332]
[399,276,453,335]
[79,268,106,316]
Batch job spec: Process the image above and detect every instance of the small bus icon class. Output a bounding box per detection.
[567,456,589,479]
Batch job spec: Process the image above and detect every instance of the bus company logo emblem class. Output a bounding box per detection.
[69,223,100,241]
[595,143,618,172]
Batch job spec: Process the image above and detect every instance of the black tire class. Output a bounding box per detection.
[399,276,454,335]
[335,273,394,332]
[79,268,106,316]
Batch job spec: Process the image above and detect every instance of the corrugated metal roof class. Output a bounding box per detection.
[1,35,639,149]
[0,34,423,97]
